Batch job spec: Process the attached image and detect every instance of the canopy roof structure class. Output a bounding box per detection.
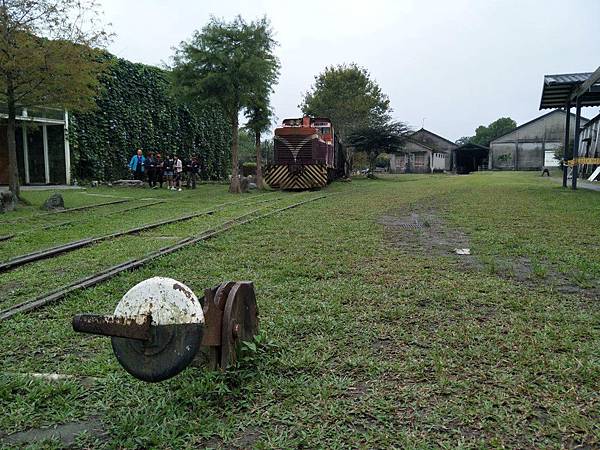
[540,68,600,109]
[541,66,600,190]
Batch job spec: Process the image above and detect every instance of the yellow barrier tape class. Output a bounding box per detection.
[567,157,600,166]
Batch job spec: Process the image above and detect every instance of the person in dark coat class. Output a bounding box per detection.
[155,153,164,188]
[186,156,200,189]
[163,154,175,190]
[145,152,157,188]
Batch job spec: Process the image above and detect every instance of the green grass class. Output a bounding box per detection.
[0,173,598,448]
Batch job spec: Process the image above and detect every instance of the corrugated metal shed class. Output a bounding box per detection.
[540,71,600,109]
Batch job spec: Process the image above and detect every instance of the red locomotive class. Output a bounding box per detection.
[265,116,350,190]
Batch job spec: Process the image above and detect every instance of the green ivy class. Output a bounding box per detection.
[69,55,231,181]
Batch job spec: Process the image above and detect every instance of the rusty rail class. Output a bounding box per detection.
[2,199,133,225]
[0,195,326,321]
[40,198,132,215]
[0,196,279,273]
[0,201,167,245]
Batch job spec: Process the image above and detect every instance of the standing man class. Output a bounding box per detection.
[155,153,164,189]
[174,154,183,192]
[186,155,200,189]
[145,151,157,188]
[163,154,175,190]
[129,149,145,181]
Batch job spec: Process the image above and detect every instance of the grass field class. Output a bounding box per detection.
[0,173,598,449]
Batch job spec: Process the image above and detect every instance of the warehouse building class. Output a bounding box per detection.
[489,109,586,171]
[0,107,70,186]
[389,128,457,173]
[453,143,490,174]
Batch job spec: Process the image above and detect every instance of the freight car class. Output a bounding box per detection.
[265,116,350,190]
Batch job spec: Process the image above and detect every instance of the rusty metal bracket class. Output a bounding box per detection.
[71,277,260,382]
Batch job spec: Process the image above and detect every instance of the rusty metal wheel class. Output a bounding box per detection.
[220,281,259,369]
[110,277,204,382]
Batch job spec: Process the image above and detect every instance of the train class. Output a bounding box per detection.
[264,116,351,190]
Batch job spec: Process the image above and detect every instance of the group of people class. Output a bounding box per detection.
[128,149,200,191]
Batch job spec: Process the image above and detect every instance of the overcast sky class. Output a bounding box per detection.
[98,0,600,141]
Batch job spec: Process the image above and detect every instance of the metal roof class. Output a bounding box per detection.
[582,112,600,129]
[409,128,458,148]
[490,109,588,144]
[454,143,490,152]
[540,70,600,110]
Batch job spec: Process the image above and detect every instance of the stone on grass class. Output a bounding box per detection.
[113,179,145,187]
[41,192,64,211]
[240,176,250,193]
[0,191,16,213]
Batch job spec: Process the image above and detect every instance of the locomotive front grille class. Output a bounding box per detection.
[265,164,328,190]
[274,134,316,164]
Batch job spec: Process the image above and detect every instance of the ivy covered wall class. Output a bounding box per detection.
[69,56,231,181]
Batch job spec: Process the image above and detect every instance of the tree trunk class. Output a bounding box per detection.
[6,81,20,199]
[255,130,266,189]
[228,113,241,193]
[368,151,377,178]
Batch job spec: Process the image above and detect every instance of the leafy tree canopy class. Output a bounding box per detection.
[300,63,391,140]
[171,15,280,192]
[471,117,517,147]
[455,136,472,146]
[0,0,111,197]
[347,121,410,175]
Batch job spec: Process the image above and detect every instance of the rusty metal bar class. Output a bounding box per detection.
[73,314,151,340]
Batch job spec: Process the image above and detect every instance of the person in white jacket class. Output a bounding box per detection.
[174,155,183,191]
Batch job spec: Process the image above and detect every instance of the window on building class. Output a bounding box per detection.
[395,155,406,168]
[414,153,425,166]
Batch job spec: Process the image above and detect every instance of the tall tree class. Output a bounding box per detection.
[455,136,473,146]
[172,16,280,193]
[300,63,391,140]
[471,117,517,147]
[244,100,274,189]
[0,0,110,199]
[347,121,410,177]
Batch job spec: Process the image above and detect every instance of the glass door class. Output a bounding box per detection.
[26,126,45,184]
[47,125,66,184]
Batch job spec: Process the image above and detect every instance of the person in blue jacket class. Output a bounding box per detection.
[129,149,146,181]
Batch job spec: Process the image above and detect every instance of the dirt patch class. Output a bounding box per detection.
[2,417,105,447]
[378,208,481,271]
[345,381,369,398]
[379,207,600,299]
[232,428,262,449]
[0,281,23,301]
[489,256,600,300]
[197,428,262,449]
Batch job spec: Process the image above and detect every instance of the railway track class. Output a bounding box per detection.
[0,201,169,244]
[2,199,133,226]
[0,194,326,321]
[0,195,279,272]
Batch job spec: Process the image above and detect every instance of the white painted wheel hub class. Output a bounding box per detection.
[113,276,204,326]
